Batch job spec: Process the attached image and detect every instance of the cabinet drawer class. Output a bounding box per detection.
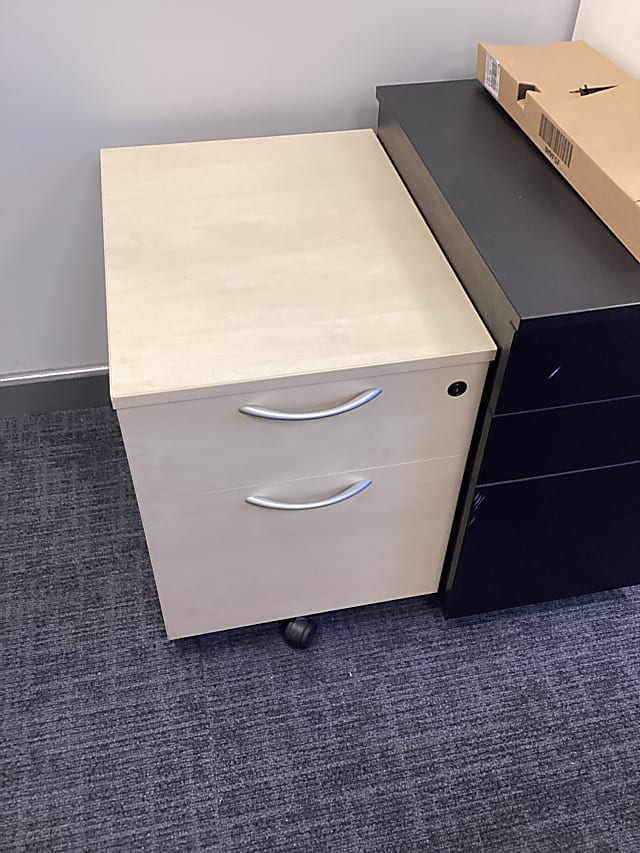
[496,312,640,414]
[478,395,640,485]
[445,460,640,617]
[139,456,466,639]
[119,363,487,498]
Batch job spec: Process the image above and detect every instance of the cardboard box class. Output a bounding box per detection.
[477,41,640,262]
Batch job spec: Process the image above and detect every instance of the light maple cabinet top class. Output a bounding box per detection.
[101,129,495,408]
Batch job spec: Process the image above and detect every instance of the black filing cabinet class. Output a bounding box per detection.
[376,80,640,616]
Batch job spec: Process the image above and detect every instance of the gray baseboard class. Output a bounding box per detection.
[0,367,111,418]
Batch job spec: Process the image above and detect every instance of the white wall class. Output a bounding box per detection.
[1,0,580,376]
[573,0,640,76]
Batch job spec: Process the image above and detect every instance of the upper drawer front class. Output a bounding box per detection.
[496,312,640,414]
[119,362,488,499]
[478,395,640,485]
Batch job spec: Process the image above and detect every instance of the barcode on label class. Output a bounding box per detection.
[484,54,500,98]
[539,115,574,168]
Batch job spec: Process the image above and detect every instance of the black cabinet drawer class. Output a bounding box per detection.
[497,312,640,414]
[478,395,640,484]
[444,461,640,617]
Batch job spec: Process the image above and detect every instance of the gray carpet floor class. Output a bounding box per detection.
[2,406,640,853]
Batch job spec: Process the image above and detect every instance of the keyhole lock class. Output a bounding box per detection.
[447,381,468,397]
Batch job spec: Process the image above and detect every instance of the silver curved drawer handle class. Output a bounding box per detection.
[246,479,372,510]
[239,388,382,421]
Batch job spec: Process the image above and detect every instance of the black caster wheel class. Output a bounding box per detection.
[281,616,317,649]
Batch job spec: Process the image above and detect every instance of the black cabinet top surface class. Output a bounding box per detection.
[377,80,640,320]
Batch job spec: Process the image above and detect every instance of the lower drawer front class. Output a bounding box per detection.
[139,456,465,639]
[118,362,488,498]
[445,460,640,617]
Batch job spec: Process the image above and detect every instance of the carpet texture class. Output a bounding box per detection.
[1,407,640,853]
